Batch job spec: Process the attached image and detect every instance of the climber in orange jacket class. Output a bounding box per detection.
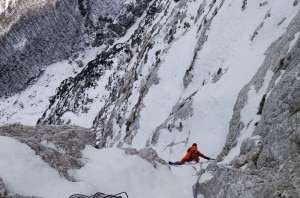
[169,143,213,165]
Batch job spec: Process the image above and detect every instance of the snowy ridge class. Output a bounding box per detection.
[0,0,57,35]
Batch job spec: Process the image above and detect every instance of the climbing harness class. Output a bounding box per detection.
[69,191,129,198]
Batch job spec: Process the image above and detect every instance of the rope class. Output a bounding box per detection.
[69,192,129,198]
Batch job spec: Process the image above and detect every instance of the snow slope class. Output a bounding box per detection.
[0,136,197,198]
[0,47,101,126]
[129,0,299,161]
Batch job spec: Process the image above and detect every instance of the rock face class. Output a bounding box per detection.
[0,124,96,181]
[0,178,6,197]
[0,0,152,97]
[124,147,167,168]
[199,11,300,198]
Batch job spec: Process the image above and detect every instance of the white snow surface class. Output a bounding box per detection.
[0,0,299,197]
[0,136,195,198]
[288,32,300,53]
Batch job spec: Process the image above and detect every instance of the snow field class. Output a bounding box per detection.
[0,136,195,198]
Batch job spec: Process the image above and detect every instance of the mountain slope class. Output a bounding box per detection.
[0,0,150,97]
[0,0,299,197]
[35,0,299,160]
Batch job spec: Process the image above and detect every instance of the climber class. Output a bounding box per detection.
[169,143,213,165]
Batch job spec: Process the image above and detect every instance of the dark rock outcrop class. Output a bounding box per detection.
[0,124,96,181]
[0,178,6,197]
[124,147,167,168]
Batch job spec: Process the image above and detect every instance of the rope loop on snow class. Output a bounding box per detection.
[69,191,129,198]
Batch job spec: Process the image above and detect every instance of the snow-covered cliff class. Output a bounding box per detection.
[201,10,300,197]
[0,0,299,197]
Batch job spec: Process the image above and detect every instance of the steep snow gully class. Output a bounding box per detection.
[0,0,300,197]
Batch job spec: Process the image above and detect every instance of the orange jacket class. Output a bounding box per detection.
[180,145,208,164]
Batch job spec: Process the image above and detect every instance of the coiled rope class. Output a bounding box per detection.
[69,191,129,198]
